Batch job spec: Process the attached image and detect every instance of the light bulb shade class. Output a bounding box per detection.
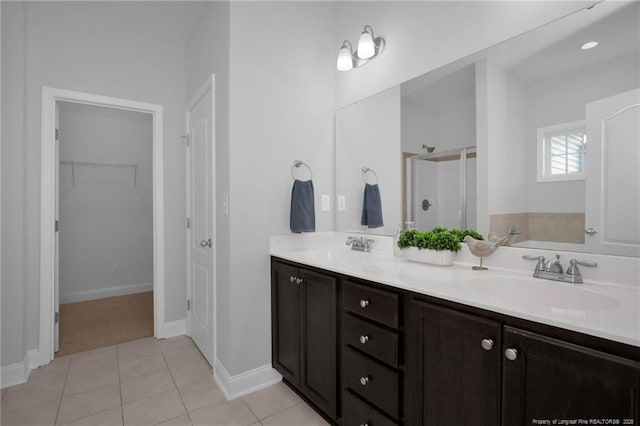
[337,44,354,71]
[357,28,375,59]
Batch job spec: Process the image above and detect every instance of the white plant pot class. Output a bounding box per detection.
[404,247,455,266]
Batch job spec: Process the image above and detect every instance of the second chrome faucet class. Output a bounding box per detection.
[523,254,597,284]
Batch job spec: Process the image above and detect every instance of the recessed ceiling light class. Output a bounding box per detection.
[581,41,599,50]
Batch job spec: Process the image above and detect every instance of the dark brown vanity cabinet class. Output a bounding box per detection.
[405,297,640,426]
[406,300,502,426]
[271,260,338,420]
[341,280,401,426]
[502,327,640,425]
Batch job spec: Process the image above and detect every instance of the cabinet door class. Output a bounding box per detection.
[271,262,301,387]
[406,300,501,426]
[503,326,640,425]
[300,268,337,419]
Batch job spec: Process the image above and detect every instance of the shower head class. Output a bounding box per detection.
[422,144,435,153]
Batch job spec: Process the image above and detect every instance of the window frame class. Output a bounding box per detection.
[536,120,587,183]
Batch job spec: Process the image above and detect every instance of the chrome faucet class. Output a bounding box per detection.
[346,236,374,252]
[523,254,597,284]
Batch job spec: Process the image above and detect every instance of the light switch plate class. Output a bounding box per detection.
[321,194,331,211]
[338,195,346,211]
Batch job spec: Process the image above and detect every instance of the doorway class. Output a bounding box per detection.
[56,101,154,355]
[40,87,165,365]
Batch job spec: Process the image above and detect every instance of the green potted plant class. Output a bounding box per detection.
[397,227,483,266]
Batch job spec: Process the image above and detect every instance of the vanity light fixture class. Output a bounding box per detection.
[337,25,385,71]
[581,41,599,50]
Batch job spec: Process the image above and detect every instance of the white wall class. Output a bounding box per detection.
[185,1,232,374]
[227,1,335,375]
[336,86,402,235]
[334,1,591,108]
[477,60,528,230]
[1,1,202,366]
[58,103,153,301]
[401,101,437,154]
[525,53,639,213]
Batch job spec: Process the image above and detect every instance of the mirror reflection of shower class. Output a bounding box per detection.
[407,147,477,230]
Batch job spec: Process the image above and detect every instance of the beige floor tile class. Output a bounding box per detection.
[121,368,176,405]
[117,337,161,365]
[242,382,303,420]
[64,361,119,396]
[169,363,213,392]
[59,407,123,426]
[2,376,65,414]
[189,399,258,426]
[0,399,59,426]
[57,383,121,425]
[163,345,208,371]
[118,352,167,381]
[179,382,226,412]
[260,403,329,426]
[155,414,192,425]
[69,346,117,372]
[122,389,186,426]
[158,336,195,354]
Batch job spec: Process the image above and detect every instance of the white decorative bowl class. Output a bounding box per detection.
[404,247,455,266]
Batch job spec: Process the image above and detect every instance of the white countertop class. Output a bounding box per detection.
[269,232,640,348]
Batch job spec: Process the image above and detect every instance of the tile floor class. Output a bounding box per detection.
[1,336,329,426]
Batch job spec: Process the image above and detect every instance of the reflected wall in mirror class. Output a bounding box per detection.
[334,1,640,257]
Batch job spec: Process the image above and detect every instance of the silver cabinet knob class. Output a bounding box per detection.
[200,238,212,248]
[359,299,370,308]
[504,348,518,361]
[359,335,370,344]
[481,339,494,351]
[359,376,370,386]
[585,227,598,236]
[290,276,295,283]
[296,278,303,284]
[360,424,370,426]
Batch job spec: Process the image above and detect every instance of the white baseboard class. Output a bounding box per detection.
[60,282,153,304]
[1,349,39,389]
[214,358,282,400]
[163,319,186,339]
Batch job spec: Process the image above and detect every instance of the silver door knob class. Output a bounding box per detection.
[200,238,212,248]
[585,228,598,236]
[359,299,370,308]
[481,339,494,351]
[359,335,370,344]
[359,376,370,386]
[504,348,518,361]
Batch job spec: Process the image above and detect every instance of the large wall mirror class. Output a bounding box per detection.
[335,1,639,257]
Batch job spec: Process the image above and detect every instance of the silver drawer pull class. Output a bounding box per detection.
[359,335,370,344]
[504,348,518,361]
[481,338,494,351]
[359,299,370,308]
[359,376,370,386]
[360,424,370,426]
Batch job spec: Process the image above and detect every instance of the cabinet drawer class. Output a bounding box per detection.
[343,314,398,367]
[343,347,399,419]
[342,390,397,426]
[343,281,399,329]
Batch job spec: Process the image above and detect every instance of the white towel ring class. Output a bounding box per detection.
[291,160,313,181]
[362,167,378,185]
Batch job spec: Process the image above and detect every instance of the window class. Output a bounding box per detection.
[537,121,587,182]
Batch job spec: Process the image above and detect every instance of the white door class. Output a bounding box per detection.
[585,88,640,257]
[54,102,60,352]
[186,77,216,366]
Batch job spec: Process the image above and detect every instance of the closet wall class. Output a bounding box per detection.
[58,102,153,303]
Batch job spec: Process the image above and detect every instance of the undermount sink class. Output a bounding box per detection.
[464,276,621,311]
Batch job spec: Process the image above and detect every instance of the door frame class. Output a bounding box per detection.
[184,74,217,367]
[39,86,165,365]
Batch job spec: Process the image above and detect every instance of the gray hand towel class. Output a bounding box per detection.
[361,183,383,228]
[290,179,316,233]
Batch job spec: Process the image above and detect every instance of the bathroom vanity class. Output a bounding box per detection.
[270,234,640,426]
